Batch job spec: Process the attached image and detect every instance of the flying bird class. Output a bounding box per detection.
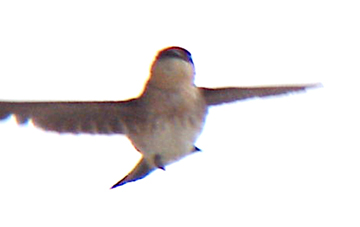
[0,47,318,188]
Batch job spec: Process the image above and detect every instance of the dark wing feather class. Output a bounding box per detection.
[200,84,320,106]
[0,100,136,134]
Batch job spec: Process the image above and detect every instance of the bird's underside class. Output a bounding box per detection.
[0,46,320,188]
[0,85,318,187]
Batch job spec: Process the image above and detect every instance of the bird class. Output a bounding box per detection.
[0,46,319,188]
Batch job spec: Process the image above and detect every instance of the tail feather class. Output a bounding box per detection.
[111,157,155,189]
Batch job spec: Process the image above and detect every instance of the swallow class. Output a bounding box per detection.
[0,47,319,188]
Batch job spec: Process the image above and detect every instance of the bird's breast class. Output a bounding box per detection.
[124,87,207,167]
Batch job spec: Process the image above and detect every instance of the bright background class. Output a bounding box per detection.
[0,1,359,226]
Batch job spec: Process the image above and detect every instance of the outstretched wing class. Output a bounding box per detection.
[0,100,135,134]
[200,84,320,106]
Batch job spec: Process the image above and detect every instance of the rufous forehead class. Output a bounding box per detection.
[156,46,193,64]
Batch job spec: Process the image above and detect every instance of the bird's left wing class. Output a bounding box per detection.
[200,84,320,106]
[0,100,135,134]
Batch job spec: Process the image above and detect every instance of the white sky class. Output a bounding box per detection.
[0,1,359,226]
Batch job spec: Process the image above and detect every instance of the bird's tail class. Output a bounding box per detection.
[110,157,155,189]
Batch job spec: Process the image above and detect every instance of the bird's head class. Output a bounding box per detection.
[147,47,196,90]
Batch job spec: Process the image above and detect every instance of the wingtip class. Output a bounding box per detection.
[306,83,323,89]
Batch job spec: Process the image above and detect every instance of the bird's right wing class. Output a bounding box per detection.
[0,99,136,134]
[200,84,320,106]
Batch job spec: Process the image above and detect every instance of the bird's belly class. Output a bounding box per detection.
[127,114,205,167]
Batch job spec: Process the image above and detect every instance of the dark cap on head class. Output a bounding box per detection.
[156,46,193,64]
